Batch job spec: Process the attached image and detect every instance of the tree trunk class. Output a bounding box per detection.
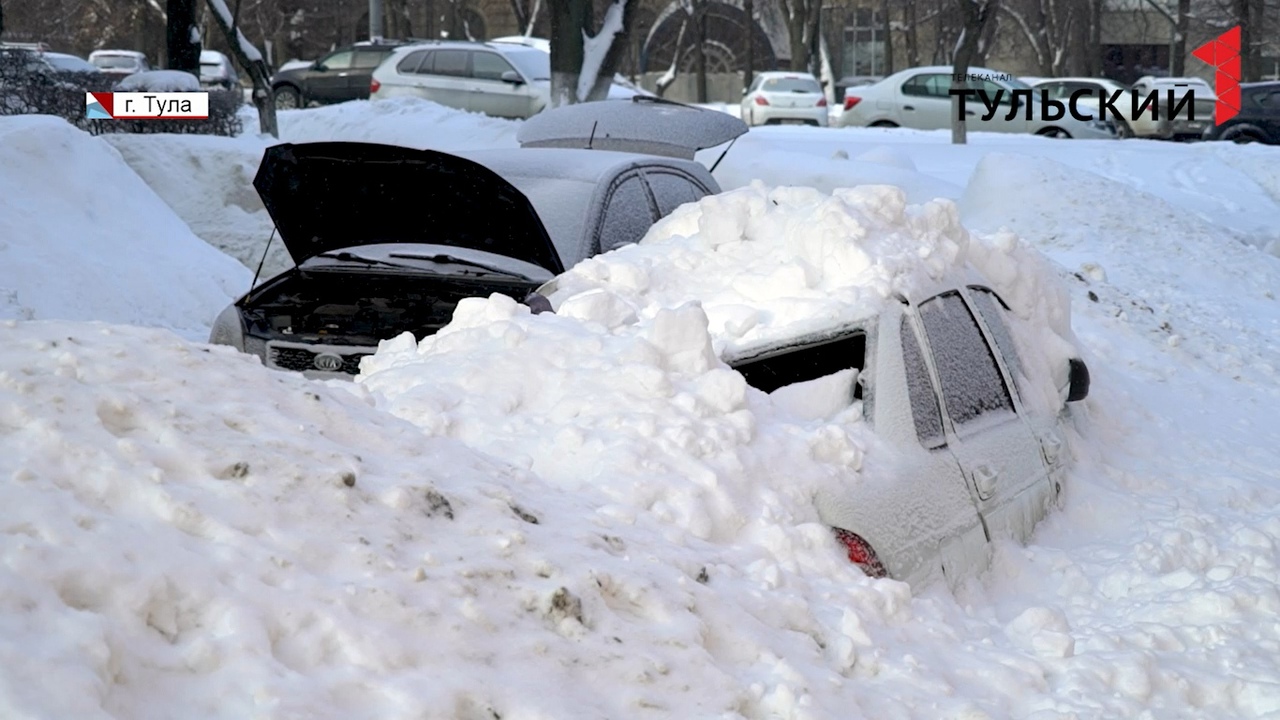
[882,0,894,74]
[0,0,6,37]
[167,0,201,73]
[205,0,276,137]
[549,0,589,105]
[1169,0,1189,75]
[744,0,754,89]
[695,2,708,102]
[905,1,919,68]
[583,0,635,101]
[951,0,997,144]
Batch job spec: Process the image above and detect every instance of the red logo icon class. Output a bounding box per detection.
[1191,26,1241,124]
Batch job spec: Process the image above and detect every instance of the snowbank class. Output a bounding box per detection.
[102,133,289,278]
[0,116,249,336]
[272,97,521,151]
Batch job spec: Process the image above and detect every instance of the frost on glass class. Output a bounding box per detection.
[919,292,1013,427]
[598,176,654,253]
[647,172,702,216]
[900,317,945,447]
[969,287,1025,385]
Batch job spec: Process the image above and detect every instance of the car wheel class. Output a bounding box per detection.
[1037,126,1072,139]
[273,85,301,110]
[1115,119,1134,139]
[870,120,899,128]
[1221,124,1266,144]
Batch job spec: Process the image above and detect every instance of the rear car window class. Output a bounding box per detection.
[732,333,866,394]
[645,171,704,217]
[597,175,654,253]
[763,77,822,93]
[918,292,1014,429]
[398,50,431,74]
[432,50,468,77]
[968,287,1024,385]
[901,73,948,98]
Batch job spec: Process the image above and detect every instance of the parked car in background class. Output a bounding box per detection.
[370,40,549,118]
[1203,81,1280,144]
[199,50,240,90]
[43,52,101,76]
[88,49,149,79]
[271,40,407,109]
[835,74,882,107]
[1032,77,1144,138]
[741,71,828,127]
[210,98,747,378]
[838,66,1117,139]
[1129,75,1216,140]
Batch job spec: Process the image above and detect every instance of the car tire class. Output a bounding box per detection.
[1036,126,1072,139]
[1115,118,1134,139]
[273,85,302,110]
[870,120,899,128]
[1221,124,1266,144]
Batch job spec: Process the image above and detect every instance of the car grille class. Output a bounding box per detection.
[266,341,375,375]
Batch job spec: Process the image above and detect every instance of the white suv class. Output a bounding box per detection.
[370,41,551,119]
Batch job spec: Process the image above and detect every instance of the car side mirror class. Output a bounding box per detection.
[501,70,524,85]
[1066,357,1090,402]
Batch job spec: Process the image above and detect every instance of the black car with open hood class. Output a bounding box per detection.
[256,142,564,273]
[210,141,565,378]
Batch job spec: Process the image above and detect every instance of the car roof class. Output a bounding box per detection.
[90,49,145,58]
[199,50,228,62]
[1033,77,1123,85]
[457,147,704,184]
[757,71,819,78]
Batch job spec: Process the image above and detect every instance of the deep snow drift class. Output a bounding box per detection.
[5,103,1280,718]
[0,117,249,336]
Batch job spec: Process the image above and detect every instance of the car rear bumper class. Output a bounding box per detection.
[749,105,829,127]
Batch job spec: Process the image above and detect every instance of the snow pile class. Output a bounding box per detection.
[102,133,289,278]
[0,116,250,336]
[961,152,1279,386]
[272,97,521,151]
[540,182,1076,412]
[114,70,200,92]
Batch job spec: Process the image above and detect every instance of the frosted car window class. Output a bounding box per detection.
[969,287,1024,386]
[646,171,703,217]
[598,176,654,253]
[900,317,946,448]
[919,292,1013,428]
[732,333,865,395]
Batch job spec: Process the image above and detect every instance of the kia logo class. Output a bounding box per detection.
[313,353,343,372]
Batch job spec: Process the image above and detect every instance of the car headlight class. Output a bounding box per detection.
[209,304,246,349]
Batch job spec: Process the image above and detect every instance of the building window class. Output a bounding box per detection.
[842,8,885,77]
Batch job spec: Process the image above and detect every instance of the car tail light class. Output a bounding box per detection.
[832,528,887,578]
[754,96,770,106]
[370,78,381,94]
[816,97,828,107]
[844,95,862,111]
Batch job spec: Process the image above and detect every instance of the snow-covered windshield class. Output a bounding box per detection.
[505,49,550,81]
[763,77,822,93]
[93,55,141,69]
[45,55,97,73]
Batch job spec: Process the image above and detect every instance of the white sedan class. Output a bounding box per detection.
[838,65,1117,139]
[741,71,829,127]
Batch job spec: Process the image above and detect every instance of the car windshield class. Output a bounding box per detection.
[1002,76,1033,91]
[94,56,139,69]
[764,77,822,93]
[505,50,551,81]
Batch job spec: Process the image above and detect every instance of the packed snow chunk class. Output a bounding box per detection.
[713,148,963,205]
[115,69,201,92]
[545,182,1077,415]
[0,117,250,336]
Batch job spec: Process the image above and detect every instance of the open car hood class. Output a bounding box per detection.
[516,97,748,160]
[254,142,564,273]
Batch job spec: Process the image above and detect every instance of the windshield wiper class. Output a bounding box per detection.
[388,252,538,281]
[316,251,421,270]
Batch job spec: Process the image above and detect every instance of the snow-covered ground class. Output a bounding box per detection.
[2,103,1280,718]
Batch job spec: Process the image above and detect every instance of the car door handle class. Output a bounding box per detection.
[903,105,915,111]
[973,464,999,497]
[966,110,976,116]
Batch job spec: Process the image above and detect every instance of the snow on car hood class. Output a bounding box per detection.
[254,142,564,273]
[517,97,748,160]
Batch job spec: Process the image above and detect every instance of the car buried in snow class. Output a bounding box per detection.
[209,98,747,377]
[535,265,1090,587]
